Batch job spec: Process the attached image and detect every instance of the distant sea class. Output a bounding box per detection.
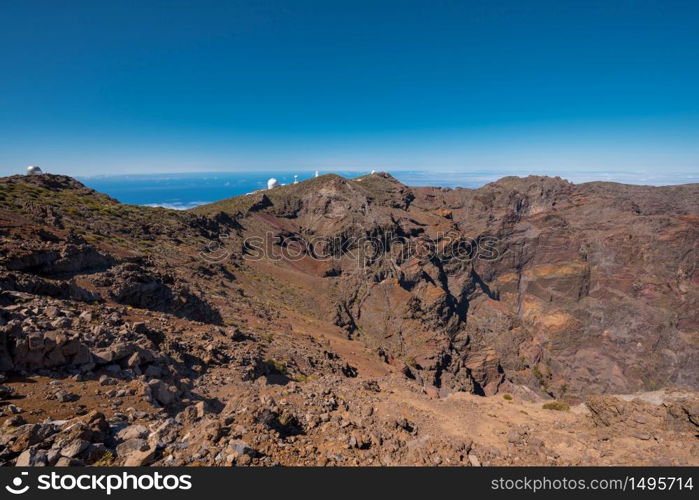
[77,170,699,210]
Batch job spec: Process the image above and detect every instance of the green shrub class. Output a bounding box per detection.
[533,365,550,389]
[542,400,570,411]
[92,450,115,466]
[295,373,318,383]
[264,358,287,375]
[502,393,513,401]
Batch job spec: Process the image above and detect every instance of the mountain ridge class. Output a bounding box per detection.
[191,171,699,398]
[0,172,697,466]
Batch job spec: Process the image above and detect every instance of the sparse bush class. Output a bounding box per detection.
[532,364,551,390]
[404,356,418,368]
[542,400,570,411]
[264,358,287,375]
[93,451,115,466]
[503,393,513,401]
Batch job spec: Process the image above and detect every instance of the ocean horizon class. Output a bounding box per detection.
[76,169,699,210]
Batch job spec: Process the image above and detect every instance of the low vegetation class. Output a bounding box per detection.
[542,400,570,411]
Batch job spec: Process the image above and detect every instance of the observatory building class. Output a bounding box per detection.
[267,178,279,190]
[26,165,42,176]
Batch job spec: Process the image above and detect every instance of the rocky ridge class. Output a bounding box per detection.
[0,172,696,466]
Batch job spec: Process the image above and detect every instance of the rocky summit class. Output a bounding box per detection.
[0,172,697,466]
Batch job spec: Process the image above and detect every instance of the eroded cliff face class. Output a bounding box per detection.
[196,173,699,398]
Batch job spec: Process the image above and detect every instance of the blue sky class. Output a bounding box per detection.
[1,0,698,181]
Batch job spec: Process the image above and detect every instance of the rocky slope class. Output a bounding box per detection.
[0,172,696,466]
[195,172,699,398]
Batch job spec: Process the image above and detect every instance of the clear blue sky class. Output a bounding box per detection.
[1,0,698,180]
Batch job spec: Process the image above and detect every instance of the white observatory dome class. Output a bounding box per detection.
[26,165,42,176]
[267,178,279,190]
